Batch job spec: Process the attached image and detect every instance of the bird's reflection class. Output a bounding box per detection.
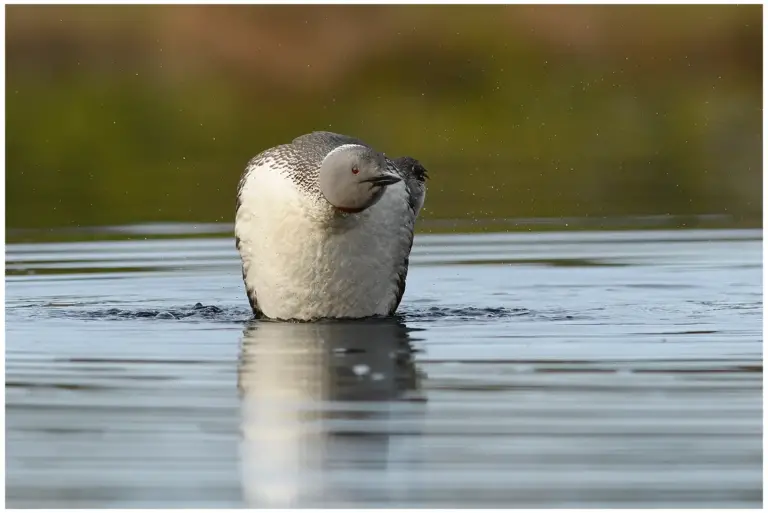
[237,318,425,508]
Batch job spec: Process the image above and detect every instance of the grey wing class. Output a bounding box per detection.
[388,156,426,216]
[389,223,415,316]
[405,180,426,216]
[235,234,263,317]
[386,156,426,314]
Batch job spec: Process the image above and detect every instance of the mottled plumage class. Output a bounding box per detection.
[235,131,428,321]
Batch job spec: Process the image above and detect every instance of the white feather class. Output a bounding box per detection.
[235,157,413,320]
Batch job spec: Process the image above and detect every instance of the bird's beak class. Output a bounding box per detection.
[363,173,402,187]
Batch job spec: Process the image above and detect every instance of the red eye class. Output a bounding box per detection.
[351,167,359,174]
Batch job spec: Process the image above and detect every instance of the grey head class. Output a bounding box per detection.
[392,156,429,215]
[319,144,402,213]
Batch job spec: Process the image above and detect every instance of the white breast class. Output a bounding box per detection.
[235,158,414,320]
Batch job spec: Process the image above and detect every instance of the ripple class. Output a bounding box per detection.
[46,302,253,323]
[13,302,582,325]
[398,305,530,322]
[398,305,584,323]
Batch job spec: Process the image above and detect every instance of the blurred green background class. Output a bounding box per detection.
[5,4,763,236]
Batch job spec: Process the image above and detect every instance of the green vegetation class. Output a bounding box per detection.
[5,5,762,234]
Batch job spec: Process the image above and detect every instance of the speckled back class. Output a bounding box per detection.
[237,131,407,211]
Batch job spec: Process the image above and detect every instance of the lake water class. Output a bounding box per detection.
[4,226,763,508]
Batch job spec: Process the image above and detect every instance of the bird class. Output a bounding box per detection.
[235,131,428,321]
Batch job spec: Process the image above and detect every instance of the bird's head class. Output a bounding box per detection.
[319,145,402,213]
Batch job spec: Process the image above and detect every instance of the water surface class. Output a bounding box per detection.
[5,227,762,507]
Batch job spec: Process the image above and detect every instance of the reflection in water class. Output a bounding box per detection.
[237,319,425,508]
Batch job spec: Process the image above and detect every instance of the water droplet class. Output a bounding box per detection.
[352,364,370,376]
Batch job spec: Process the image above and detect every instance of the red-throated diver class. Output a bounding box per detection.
[235,131,428,321]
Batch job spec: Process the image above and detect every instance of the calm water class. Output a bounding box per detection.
[5,226,763,508]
